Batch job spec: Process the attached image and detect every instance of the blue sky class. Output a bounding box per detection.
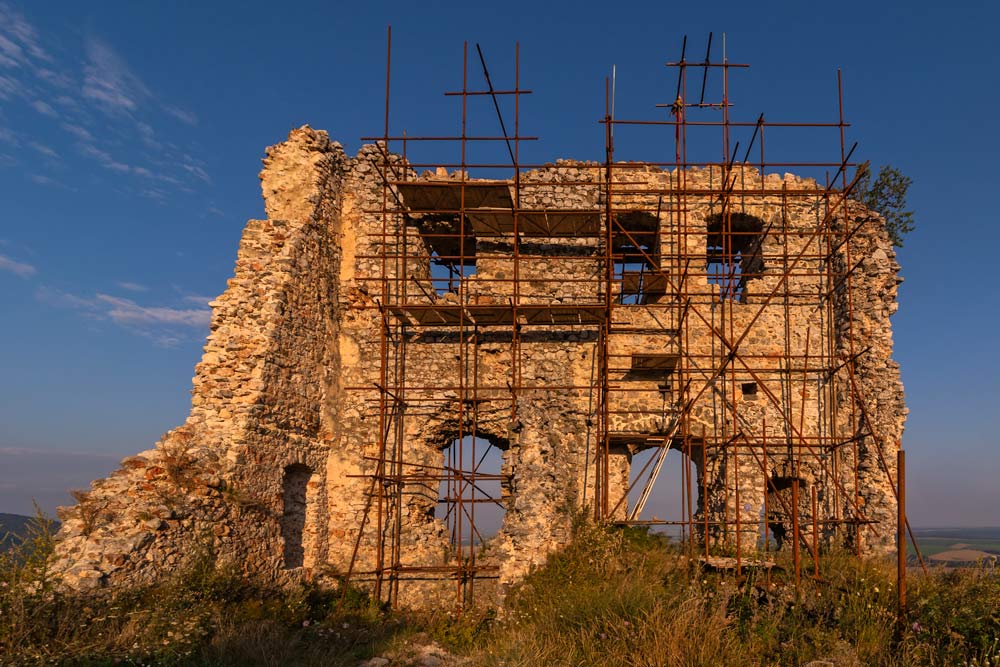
[0,0,996,527]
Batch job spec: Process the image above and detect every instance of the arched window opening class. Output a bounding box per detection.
[435,436,508,548]
[705,212,764,302]
[281,463,317,569]
[625,445,692,542]
[613,211,663,305]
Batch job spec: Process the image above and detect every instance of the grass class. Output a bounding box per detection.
[477,521,1000,666]
[0,517,419,666]
[1,514,998,666]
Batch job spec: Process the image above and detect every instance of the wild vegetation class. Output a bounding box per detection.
[1,515,997,666]
[855,163,915,248]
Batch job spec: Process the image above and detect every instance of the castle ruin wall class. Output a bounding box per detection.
[50,126,906,607]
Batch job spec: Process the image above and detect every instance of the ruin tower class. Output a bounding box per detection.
[50,44,907,608]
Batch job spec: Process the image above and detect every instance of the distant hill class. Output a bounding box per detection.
[0,513,60,552]
[913,526,1000,541]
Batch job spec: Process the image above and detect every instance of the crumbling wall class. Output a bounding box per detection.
[835,203,906,554]
[50,126,906,604]
[50,127,346,588]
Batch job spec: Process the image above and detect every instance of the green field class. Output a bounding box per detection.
[909,527,1000,559]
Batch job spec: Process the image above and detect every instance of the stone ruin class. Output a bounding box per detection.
[50,124,906,608]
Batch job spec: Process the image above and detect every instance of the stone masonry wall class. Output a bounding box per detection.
[50,126,906,605]
[50,127,346,588]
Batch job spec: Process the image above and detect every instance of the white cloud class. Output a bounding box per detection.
[165,105,198,126]
[53,94,78,108]
[28,140,56,157]
[35,285,97,310]
[0,33,24,67]
[149,333,182,348]
[60,123,93,142]
[0,3,51,65]
[30,98,56,117]
[78,142,131,173]
[35,67,71,89]
[77,142,111,162]
[0,253,37,277]
[182,163,210,183]
[95,293,210,327]
[136,121,160,149]
[37,286,211,345]
[0,73,22,99]
[82,35,150,114]
[0,10,208,198]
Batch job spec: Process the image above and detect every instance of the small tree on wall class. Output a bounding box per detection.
[855,164,915,247]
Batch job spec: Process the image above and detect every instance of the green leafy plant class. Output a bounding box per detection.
[855,163,915,247]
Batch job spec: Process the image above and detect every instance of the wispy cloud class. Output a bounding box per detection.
[135,120,160,149]
[60,122,92,142]
[165,105,198,126]
[30,98,56,117]
[139,187,166,202]
[36,285,211,346]
[29,173,62,187]
[1,7,211,198]
[0,73,22,99]
[35,285,96,310]
[0,3,51,65]
[0,253,37,277]
[82,35,150,114]
[95,293,210,327]
[28,140,56,157]
[78,142,131,173]
[182,163,210,183]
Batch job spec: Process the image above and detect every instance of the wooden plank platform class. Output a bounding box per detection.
[388,303,606,327]
[396,181,513,211]
[630,353,679,372]
[467,208,601,237]
[621,271,668,296]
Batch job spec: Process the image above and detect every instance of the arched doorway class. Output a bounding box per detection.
[625,444,696,542]
[434,435,508,548]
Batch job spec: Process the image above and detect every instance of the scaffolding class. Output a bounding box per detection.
[341,29,920,610]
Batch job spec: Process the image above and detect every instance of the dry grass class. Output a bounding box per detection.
[468,521,1000,667]
[1,513,997,666]
[68,489,113,537]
